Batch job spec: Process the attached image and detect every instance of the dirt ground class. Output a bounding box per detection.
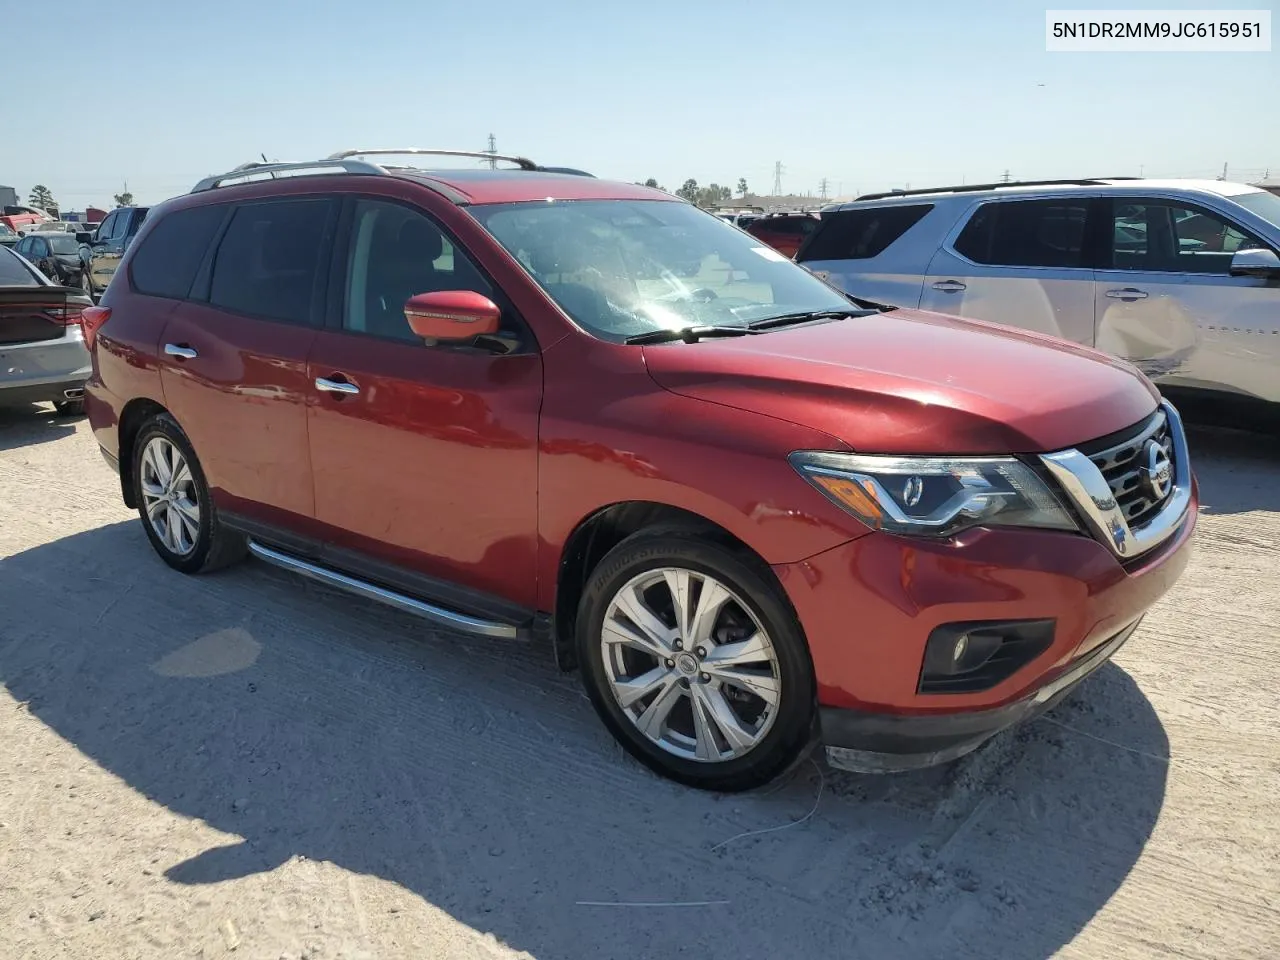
[0,404,1277,960]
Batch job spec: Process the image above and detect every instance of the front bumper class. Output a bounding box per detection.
[773,481,1196,771]
[822,617,1140,772]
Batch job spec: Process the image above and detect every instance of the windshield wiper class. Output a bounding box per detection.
[624,325,763,345]
[746,307,877,331]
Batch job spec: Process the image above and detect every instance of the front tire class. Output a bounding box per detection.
[576,528,816,792]
[132,414,246,574]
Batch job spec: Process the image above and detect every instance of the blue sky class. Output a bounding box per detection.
[2,0,1275,209]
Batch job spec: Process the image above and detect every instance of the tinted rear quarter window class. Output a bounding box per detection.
[954,199,1089,268]
[130,205,227,299]
[798,204,933,261]
[208,199,332,324]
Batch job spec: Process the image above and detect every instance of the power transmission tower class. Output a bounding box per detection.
[486,133,497,169]
[1000,169,1011,184]
[818,178,829,201]
[772,161,784,196]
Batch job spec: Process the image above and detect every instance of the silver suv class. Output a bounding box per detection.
[797,178,1280,405]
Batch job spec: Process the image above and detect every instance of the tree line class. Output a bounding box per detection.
[639,178,751,207]
[20,185,134,213]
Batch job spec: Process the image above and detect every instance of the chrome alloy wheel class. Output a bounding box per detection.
[600,567,782,762]
[140,436,200,556]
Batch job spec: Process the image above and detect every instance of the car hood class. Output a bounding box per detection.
[642,309,1160,454]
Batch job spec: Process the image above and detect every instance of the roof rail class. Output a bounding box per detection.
[191,158,387,193]
[327,148,538,171]
[854,177,1141,202]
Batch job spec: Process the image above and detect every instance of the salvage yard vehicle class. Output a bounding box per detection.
[12,232,86,288]
[79,205,149,300]
[797,178,1280,409]
[0,245,91,415]
[84,150,1196,791]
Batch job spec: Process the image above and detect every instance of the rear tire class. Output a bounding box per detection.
[131,414,246,574]
[576,527,816,792]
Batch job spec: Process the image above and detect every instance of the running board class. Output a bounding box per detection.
[246,540,521,640]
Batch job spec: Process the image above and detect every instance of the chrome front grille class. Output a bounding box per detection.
[1040,400,1192,560]
[1084,411,1175,532]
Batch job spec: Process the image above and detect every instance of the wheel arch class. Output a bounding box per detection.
[117,397,171,508]
[551,500,797,672]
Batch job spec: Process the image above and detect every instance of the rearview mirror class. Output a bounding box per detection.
[76,231,93,244]
[1230,247,1280,277]
[404,291,501,341]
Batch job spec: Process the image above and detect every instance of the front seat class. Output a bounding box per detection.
[367,216,446,338]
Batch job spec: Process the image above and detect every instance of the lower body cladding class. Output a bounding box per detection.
[773,504,1196,774]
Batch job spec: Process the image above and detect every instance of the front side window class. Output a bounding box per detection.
[1110,201,1265,274]
[954,199,1090,268]
[209,198,332,324]
[1232,189,1280,230]
[469,200,852,340]
[97,211,119,241]
[343,199,494,342]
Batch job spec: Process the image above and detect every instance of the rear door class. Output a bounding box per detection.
[1094,196,1280,400]
[919,196,1100,344]
[158,196,338,530]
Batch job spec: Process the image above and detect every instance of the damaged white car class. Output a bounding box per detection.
[798,178,1280,407]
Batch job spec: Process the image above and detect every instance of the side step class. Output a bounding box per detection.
[246,540,521,640]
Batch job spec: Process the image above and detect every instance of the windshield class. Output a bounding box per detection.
[46,235,79,254]
[1233,190,1280,231]
[469,200,851,340]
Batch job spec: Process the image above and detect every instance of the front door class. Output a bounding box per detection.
[159,196,337,529]
[919,196,1099,344]
[1094,197,1280,401]
[306,197,542,610]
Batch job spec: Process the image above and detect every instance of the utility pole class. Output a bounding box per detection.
[1220,162,1228,181]
[486,133,497,169]
[818,178,829,201]
[772,161,784,196]
[1000,169,1011,184]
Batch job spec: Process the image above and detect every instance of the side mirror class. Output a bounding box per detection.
[1229,247,1280,277]
[404,291,501,341]
[76,232,93,244]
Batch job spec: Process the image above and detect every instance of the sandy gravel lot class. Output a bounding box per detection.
[0,404,1277,960]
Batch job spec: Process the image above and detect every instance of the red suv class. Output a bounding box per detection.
[745,212,821,258]
[83,149,1196,792]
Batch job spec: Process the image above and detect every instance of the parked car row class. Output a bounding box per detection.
[76,149,1195,792]
[796,178,1280,409]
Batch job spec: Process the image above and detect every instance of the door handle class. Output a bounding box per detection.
[1105,288,1149,301]
[931,280,967,293]
[315,376,360,396]
[164,343,198,360]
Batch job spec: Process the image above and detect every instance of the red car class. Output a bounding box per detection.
[745,212,821,258]
[83,149,1196,791]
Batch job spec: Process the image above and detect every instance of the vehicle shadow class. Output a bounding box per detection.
[0,403,81,451]
[0,521,1170,960]
[1184,423,1280,516]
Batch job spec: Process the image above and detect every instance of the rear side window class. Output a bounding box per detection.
[129,205,226,300]
[954,199,1089,268]
[799,204,933,261]
[209,199,332,324]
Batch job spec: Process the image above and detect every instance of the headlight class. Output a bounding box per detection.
[789,451,1077,537]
